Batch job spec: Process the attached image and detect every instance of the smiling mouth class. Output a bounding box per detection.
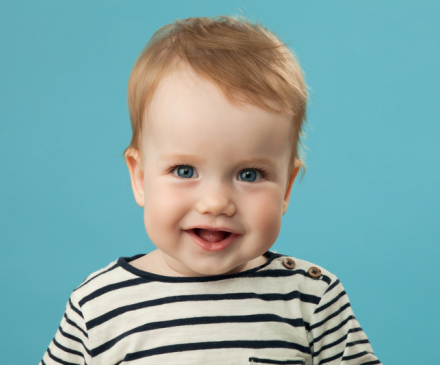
[193,228,232,243]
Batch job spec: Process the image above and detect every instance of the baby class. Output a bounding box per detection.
[40,16,381,365]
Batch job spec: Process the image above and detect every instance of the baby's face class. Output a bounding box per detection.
[127,67,299,276]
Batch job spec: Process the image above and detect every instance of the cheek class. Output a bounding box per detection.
[244,189,284,240]
[143,181,189,236]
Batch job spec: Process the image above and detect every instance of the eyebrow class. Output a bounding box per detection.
[237,157,280,168]
[159,154,279,168]
[158,154,206,163]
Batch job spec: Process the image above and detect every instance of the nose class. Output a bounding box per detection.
[195,187,236,217]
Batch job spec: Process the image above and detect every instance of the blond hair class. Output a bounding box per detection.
[126,16,308,173]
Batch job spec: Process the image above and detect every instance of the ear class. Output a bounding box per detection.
[282,159,301,215]
[125,148,145,207]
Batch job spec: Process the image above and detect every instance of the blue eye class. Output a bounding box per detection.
[173,165,197,179]
[238,169,262,182]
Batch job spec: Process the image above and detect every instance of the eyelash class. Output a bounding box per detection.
[242,165,269,180]
[167,164,269,180]
[167,163,194,175]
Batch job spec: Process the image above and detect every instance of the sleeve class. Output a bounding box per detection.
[39,293,91,365]
[308,277,381,365]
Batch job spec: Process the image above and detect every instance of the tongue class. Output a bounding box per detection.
[196,229,227,242]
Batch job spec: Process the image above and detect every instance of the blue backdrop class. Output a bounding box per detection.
[1,1,439,363]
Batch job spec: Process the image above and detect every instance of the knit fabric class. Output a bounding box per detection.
[40,252,381,365]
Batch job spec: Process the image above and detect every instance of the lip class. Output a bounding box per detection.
[186,225,240,235]
[185,228,241,252]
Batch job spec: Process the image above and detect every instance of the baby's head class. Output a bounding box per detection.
[126,16,307,171]
[125,16,308,277]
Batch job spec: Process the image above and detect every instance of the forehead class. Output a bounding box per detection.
[143,68,294,162]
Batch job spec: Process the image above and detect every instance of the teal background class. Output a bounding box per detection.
[1,1,439,363]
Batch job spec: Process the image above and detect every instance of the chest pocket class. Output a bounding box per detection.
[249,357,305,364]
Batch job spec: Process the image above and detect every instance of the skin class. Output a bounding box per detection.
[125,66,300,277]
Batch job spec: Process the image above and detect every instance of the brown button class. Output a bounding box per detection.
[308,266,321,278]
[282,258,296,269]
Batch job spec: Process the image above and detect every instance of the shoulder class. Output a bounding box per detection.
[266,252,340,298]
[269,254,382,363]
[269,252,338,281]
[69,255,142,306]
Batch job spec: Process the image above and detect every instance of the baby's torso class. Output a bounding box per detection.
[75,253,331,365]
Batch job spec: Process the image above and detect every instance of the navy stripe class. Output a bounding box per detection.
[79,278,146,307]
[318,350,343,365]
[79,270,330,307]
[313,332,347,357]
[312,327,364,357]
[249,358,305,364]
[64,313,88,338]
[117,251,282,283]
[323,279,340,295]
[75,262,119,291]
[59,327,91,355]
[59,326,82,345]
[314,290,347,314]
[47,348,79,365]
[91,313,307,356]
[347,339,370,347]
[310,302,351,330]
[114,340,311,364]
[310,315,356,345]
[53,337,84,358]
[317,274,331,285]
[86,290,320,330]
[360,361,381,365]
[68,299,83,319]
[41,360,46,365]
[342,350,371,361]
[117,253,316,284]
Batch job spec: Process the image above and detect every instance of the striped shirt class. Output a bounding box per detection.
[40,252,381,365]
